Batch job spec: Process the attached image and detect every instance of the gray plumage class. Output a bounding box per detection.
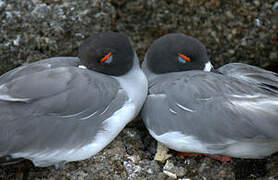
[0,32,148,166]
[142,33,278,158]
[0,57,128,165]
[142,70,278,142]
[219,63,278,93]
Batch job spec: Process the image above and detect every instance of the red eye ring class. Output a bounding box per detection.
[100,52,112,62]
[178,53,191,62]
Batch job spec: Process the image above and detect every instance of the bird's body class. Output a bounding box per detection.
[142,33,278,160]
[0,32,147,167]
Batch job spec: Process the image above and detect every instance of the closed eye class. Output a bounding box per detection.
[100,52,113,63]
[178,53,191,63]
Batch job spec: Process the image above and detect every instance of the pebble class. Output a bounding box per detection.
[270,52,278,60]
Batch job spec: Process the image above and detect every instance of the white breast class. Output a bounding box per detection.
[149,129,278,158]
[148,129,209,154]
[113,61,148,114]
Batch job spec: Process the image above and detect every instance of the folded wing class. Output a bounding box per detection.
[218,63,278,93]
[0,61,127,157]
[142,71,278,150]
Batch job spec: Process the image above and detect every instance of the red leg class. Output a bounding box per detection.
[205,154,232,162]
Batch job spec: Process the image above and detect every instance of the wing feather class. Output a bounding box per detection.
[218,63,278,93]
[142,71,278,147]
[0,57,80,85]
[0,64,128,157]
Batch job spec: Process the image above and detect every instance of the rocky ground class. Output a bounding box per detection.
[1,0,278,179]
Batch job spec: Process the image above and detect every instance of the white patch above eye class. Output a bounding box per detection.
[104,55,113,64]
[178,56,187,64]
[78,65,87,69]
[204,61,213,72]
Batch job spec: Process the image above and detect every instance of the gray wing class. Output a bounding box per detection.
[218,63,278,93]
[142,71,278,146]
[0,65,128,156]
[0,57,80,84]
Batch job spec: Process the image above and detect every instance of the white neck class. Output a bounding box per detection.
[112,55,148,114]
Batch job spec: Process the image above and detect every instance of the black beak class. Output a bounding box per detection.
[210,66,222,74]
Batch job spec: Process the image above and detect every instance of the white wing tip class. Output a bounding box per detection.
[0,94,30,102]
[78,65,87,69]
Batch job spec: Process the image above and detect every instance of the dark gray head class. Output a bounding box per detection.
[78,32,134,76]
[145,33,212,74]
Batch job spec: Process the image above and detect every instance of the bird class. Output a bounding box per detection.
[141,33,278,162]
[0,32,148,167]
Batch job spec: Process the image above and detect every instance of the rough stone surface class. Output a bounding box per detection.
[1,0,278,179]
